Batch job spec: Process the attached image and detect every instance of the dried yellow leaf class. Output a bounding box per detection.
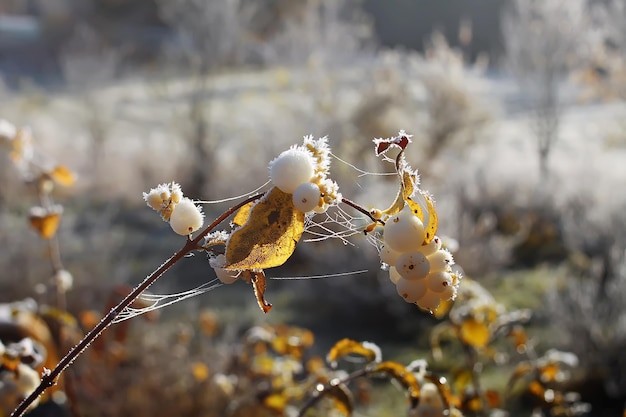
[326,338,381,367]
[433,299,454,319]
[232,200,254,227]
[539,363,560,383]
[29,207,62,239]
[191,362,210,382]
[459,318,490,348]
[263,392,288,414]
[380,149,438,244]
[225,187,305,270]
[373,361,421,401]
[251,270,272,314]
[50,165,75,186]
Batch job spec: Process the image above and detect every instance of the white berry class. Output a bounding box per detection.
[427,249,454,273]
[417,236,442,257]
[439,283,457,301]
[395,251,430,281]
[269,147,315,194]
[292,182,321,213]
[388,266,402,284]
[427,271,453,293]
[396,277,427,303]
[416,290,441,312]
[169,198,204,235]
[383,207,425,252]
[380,244,401,266]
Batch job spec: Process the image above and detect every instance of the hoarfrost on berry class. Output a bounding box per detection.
[269,146,315,194]
[427,271,453,293]
[169,198,204,236]
[427,249,454,273]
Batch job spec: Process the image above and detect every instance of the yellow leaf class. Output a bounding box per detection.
[225,187,304,270]
[508,325,528,351]
[452,369,474,394]
[465,395,483,412]
[326,338,381,367]
[409,189,438,244]
[232,200,254,227]
[306,356,326,375]
[373,361,420,401]
[433,299,454,319]
[29,206,62,239]
[528,380,546,398]
[191,362,210,382]
[263,392,288,414]
[459,318,490,348]
[50,165,75,186]
[539,363,560,383]
[380,150,438,244]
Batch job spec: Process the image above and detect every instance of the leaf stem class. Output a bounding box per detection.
[11,193,264,417]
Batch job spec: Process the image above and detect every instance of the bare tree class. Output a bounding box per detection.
[502,0,589,179]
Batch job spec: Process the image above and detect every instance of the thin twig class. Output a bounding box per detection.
[340,197,385,226]
[11,193,264,417]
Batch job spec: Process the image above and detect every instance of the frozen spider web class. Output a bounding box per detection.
[112,279,224,324]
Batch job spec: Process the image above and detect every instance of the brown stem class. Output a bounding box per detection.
[340,197,385,226]
[11,193,264,417]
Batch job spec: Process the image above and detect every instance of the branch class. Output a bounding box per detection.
[11,193,264,417]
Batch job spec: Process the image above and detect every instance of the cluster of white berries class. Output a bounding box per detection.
[269,135,340,214]
[143,182,204,236]
[380,207,459,312]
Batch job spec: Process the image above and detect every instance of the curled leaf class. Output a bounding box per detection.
[251,270,272,314]
[378,141,438,244]
[409,189,438,244]
[225,187,305,270]
[373,361,420,401]
[326,339,381,368]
